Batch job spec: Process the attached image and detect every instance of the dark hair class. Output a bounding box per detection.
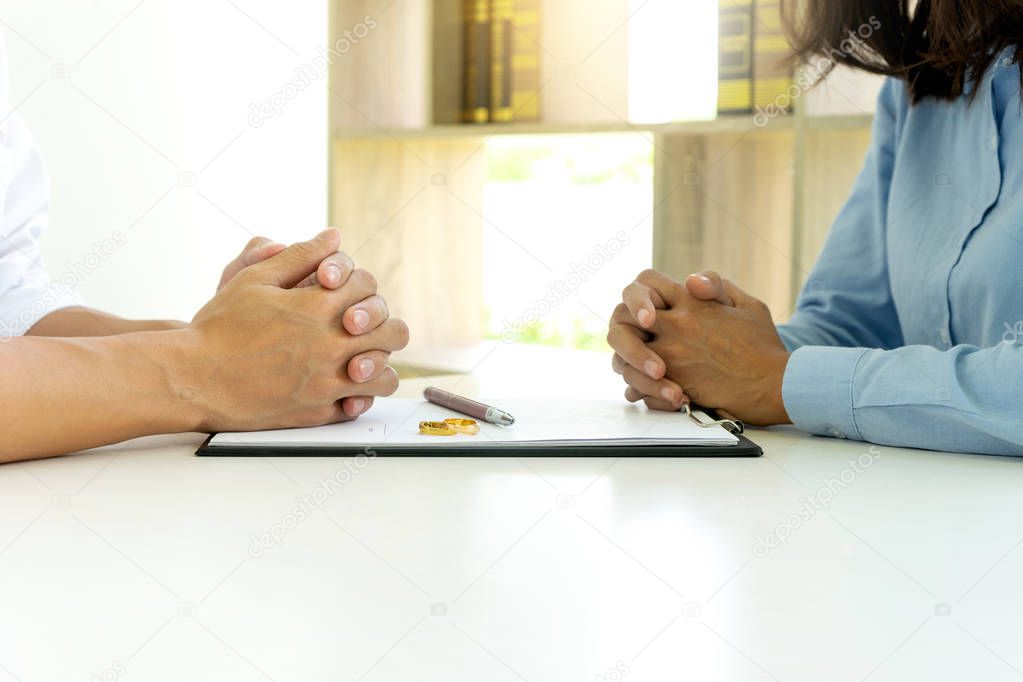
[781,0,1023,102]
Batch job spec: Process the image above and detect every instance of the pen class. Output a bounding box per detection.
[423,387,516,426]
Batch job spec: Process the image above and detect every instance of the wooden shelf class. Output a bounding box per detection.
[334,117,789,140]
[333,113,872,141]
[805,113,875,131]
[328,0,881,348]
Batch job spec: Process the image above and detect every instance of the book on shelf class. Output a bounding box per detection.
[462,0,491,124]
[490,0,514,122]
[461,0,542,124]
[752,0,794,114]
[717,0,755,114]
[506,0,541,122]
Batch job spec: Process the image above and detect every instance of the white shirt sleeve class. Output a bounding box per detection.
[0,110,84,341]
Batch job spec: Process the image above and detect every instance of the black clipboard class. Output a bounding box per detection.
[195,407,762,458]
[195,433,762,457]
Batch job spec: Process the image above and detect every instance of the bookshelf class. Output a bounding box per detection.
[333,113,873,139]
[328,0,876,353]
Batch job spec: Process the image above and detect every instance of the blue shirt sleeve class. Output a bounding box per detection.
[778,79,1023,456]
[777,78,904,352]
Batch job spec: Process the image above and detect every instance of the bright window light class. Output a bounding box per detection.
[629,0,720,123]
[482,134,654,351]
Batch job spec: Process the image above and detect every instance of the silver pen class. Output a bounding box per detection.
[423,387,516,426]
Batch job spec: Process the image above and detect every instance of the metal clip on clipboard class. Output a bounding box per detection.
[683,404,744,435]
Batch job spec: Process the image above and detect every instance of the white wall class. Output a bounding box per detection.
[806,64,884,116]
[0,0,327,321]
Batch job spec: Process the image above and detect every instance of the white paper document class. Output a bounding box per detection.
[207,398,739,450]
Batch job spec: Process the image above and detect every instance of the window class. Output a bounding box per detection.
[483,134,654,351]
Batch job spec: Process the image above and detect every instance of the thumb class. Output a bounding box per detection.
[251,228,341,287]
[685,271,734,306]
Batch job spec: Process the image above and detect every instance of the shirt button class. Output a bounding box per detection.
[939,329,951,346]
[1003,57,1014,68]
[990,135,999,151]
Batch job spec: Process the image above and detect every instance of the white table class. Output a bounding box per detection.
[3,355,1023,682]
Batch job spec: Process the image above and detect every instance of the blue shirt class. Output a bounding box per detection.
[779,54,1023,456]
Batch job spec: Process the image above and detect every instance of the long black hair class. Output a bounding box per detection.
[782,0,1023,102]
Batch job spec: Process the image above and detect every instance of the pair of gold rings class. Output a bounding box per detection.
[419,418,480,436]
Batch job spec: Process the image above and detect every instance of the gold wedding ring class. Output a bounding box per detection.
[419,421,457,436]
[419,418,480,436]
[443,418,480,435]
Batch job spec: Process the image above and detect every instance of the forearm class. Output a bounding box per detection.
[777,315,859,351]
[0,330,202,461]
[27,307,186,337]
[777,304,901,352]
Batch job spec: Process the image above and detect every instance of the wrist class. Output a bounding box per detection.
[149,328,210,433]
[764,350,793,426]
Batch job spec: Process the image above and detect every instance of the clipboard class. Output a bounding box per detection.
[195,399,763,458]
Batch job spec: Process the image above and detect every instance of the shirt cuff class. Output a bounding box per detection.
[0,276,85,340]
[782,345,870,441]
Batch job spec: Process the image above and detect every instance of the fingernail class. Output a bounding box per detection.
[644,360,659,378]
[318,227,340,241]
[351,398,365,414]
[637,309,653,326]
[358,357,375,380]
[352,309,370,331]
[325,264,341,285]
[697,275,713,285]
[661,387,677,402]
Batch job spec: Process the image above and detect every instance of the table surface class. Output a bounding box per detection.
[3,350,1023,682]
